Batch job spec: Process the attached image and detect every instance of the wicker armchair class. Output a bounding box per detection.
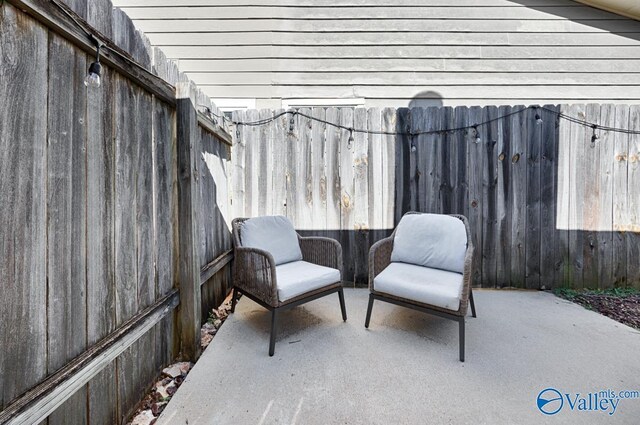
[365,212,476,362]
[231,216,346,356]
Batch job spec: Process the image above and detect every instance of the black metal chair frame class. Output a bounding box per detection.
[365,288,477,362]
[231,285,347,356]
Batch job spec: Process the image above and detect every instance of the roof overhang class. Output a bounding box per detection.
[574,0,640,21]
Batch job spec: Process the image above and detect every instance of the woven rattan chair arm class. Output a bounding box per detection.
[298,236,343,276]
[233,246,278,307]
[450,214,474,315]
[369,237,394,290]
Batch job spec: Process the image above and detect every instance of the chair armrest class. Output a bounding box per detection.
[369,237,394,290]
[298,236,343,277]
[458,239,475,315]
[233,246,278,307]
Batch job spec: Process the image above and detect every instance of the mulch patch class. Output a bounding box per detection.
[555,289,640,330]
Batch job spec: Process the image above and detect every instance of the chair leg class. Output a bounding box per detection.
[269,309,278,357]
[230,287,238,313]
[338,288,347,321]
[459,318,465,362]
[364,294,375,328]
[469,288,477,318]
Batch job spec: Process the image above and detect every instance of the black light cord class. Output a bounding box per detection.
[232,106,640,138]
[51,0,154,76]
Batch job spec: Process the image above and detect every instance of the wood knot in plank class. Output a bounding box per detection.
[342,194,352,209]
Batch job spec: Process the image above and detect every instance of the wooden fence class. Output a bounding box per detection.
[233,104,640,289]
[0,1,232,424]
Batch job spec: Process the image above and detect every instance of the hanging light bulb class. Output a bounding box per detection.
[411,143,417,153]
[347,128,354,150]
[85,39,102,88]
[535,110,543,125]
[591,125,599,145]
[473,126,481,144]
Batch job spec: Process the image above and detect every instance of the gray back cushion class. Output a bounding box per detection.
[239,216,303,265]
[390,214,467,273]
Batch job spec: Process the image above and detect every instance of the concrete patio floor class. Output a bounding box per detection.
[158,288,640,425]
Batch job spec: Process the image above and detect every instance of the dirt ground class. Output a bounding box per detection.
[555,289,640,330]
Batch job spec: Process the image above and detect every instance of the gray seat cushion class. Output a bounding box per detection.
[390,213,467,273]
[275,261,340,302]
[239,215,303,265]
[374,262,463,311]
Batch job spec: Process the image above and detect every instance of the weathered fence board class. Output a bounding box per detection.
[540,105,560,289]
[627,106,640,285]
[235,104,640,289]
[86,58,117,425]
[46,34,88,425]
[0,3,48,409]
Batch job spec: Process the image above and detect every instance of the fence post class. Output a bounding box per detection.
[176,81,202,361]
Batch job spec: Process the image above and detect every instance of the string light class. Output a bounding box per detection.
[473,126,481,144]
[289,114,296,132]
[347,128,354,150]
[534,107,543,125]
[84,35,102,88]
[229,106,640,147]
[591,125,600,145]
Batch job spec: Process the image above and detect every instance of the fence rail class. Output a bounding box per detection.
[233,104,640,289]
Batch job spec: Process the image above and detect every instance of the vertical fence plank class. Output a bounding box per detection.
[86,61,117,425]
[540,105,561,289]
[232,111,246,218]
[496,106,511,287]
[525,106,542,289]
[286,110,299,224]
[176,82,203,361]
[258,109,272,217]
[299,108,314,229]
[468,106,484,285]
[582,104,602,288]
[154,100,177,297]
[482,106,499,287]
[46,34,88,425]
[339,108,356,281]
[597,104,616,288]
[567,104,586,288]
[272,109,287,216]
[627,106,640,288]
[425,107,442,213]
[0,3,48,409]
[114,74,139,325]
[353,108,369,282]
[87,0,113,39]
[137,90,156,309]
[426,107,442,213]
[409,107,422,211]
[556,105,572,287]
[508,106,528,287]
[382,108,397,230]
[312,108,328,233]
[612,105,630,287]
[368,107,384,245]
[325,108,342,232]
[454,107,470,221]
[245,109,260,217]
[395,108,411,222]
[441,107,456,214]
